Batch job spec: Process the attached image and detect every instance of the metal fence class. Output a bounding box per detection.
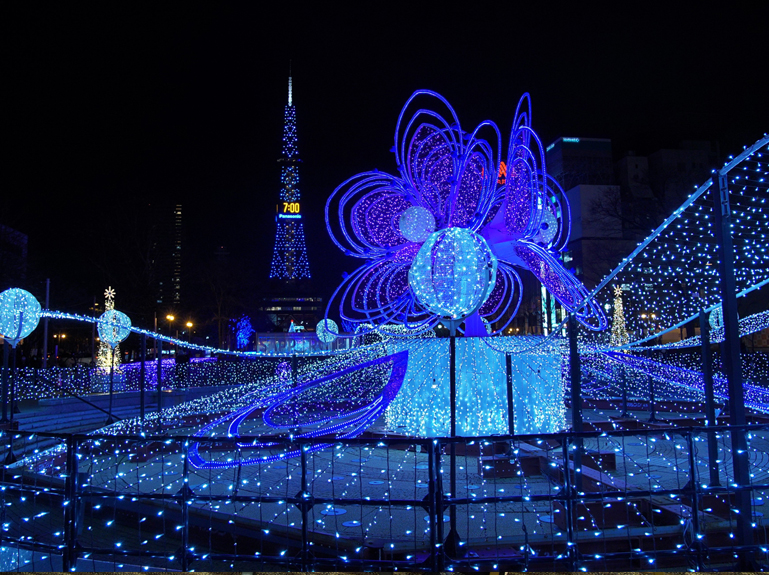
[2,423,769,571]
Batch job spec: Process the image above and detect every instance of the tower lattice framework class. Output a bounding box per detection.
[270,75,311,281]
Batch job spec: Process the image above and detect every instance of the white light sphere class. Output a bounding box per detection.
[316,318,339,343]
[97,309,131,347]
[399,206,436,243]
[408,227,497,320]
[533,207,558,245]
[0,288,42,345]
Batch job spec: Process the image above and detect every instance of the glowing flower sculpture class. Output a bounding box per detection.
[326,91,606,334]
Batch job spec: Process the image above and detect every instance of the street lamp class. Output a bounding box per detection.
[54,332,66,362]
[185,321,193,343]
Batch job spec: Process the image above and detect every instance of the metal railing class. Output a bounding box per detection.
[2,423,769,571]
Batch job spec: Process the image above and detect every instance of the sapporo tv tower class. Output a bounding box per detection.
[269,74,311,282]
[264,72,322,331]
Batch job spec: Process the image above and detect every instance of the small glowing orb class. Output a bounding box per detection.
[0,288,42,344]
[709,306,724,330]
[97,309,132,347]
[408,227,497,320]
[316,318,339,343]
[399,206,436,243]
[533,206,558,245]
[276,361,291,381]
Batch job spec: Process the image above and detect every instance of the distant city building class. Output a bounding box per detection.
[647,141,716,212]
[547,136,627,289]
[616,140,718,241]
[546,137,615,190]
[0,224,28,290]
[150,202,183,309]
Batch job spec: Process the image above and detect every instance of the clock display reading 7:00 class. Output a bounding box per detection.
[282,202,301,214]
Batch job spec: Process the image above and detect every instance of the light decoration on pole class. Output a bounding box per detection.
[96,287,126,371]
[408,227,497,321]
[709,304,724,330]
[324,90,606,336]
[610,286,629,349]
[0,288,41,347]
[97,309,131,348]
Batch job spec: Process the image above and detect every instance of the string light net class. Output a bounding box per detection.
[409,227,497,320]
[0,288,41,345]
[595,135,768,347]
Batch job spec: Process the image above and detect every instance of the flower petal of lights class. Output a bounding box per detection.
[409,227,497,320]
[97,309,131,348]
[325,90,502,333]
[0,288,41,346]
[325,90,606,334]
[481,94,606,329]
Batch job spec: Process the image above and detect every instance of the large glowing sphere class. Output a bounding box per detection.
[97,309,131,347]
[0,288,42,345]
[316,318,339,343]
[399,206,436,243]
[408,227,497,320]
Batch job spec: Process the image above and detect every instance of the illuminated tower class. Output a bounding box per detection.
[270,75,311,281]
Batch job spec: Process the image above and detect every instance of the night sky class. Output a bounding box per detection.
[5,4,766,321]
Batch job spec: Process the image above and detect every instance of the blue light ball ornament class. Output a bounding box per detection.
[709,305,724,330]
[316,319,339,343]
[276,361,291,381]
[408,227,497,320]
[97,309,131,348]
[0,288,42,346]
[399,206,436,243]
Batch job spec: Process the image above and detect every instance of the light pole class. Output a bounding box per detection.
[54,332,66,364]
[185,321,193,343]
[166,314,175,356]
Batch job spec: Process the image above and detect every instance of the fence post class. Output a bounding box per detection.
[568,314,583,493]
[445,334,461,557]
[156,339,163,432]
[179,439,191,571]
[647,373,657,423]
[427,439,438,572]
[561,436,577,570]
[620,367,629,417]
[106,347,115,425]
[1,343,7,424]
[432,439,445,571]
[299,442,310,571]
[140,333,146,430]
[63,434,79,571]
[505,354,515,435]
[699,310,720,487]
[9,348,17,424]
[685,430,704,570]
[711,170,753,563]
